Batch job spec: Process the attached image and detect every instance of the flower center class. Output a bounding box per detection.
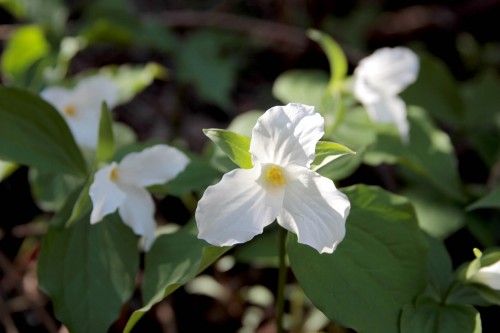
[265,165,285,186]
[109,167,119,181]
[63,104,77,117]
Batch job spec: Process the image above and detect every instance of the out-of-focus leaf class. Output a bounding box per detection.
[0,0,67,33]
[176,30,241,108]
[462,72,500,166]
[467,186,500,211]
[404,186,464,239]
[92,62,167,105]
[288,185,428,333]
[227,110,262,136]
[234,227,280,268]
[401,296,481,333]
[423,234,454,300]
[401,54,464,127]
[203,129,252,169]
[29,168,81,211]
[38,204,139,333]
[123,221,230,333]
[1,25,50,87]
[273,69,329,106]
[0,160,18,181]
[307,29,348,90]
[0,87,87,176]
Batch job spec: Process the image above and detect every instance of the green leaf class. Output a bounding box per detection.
[95,102,115,165]
[91,62,167,105]
[467,186,500,211]
[288,185,428,333]
[311,141,355,171]
[203,129,252,169]
[1,24,50,86]
[423,234,454,300]
[0,160,18,181]
[176,30,240,108]
[28,168,81,211]
[272,69,329,106]
[38,208,139,333]
[0,87,87,176]
[401,54,464,127]
[307,29,348,90]
[401,296,481,333]
[123,222,230,333]
[234,227,280,268]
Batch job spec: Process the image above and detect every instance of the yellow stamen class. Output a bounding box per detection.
[109,167,119,181]
[266,165,285,186]
[63,104,77,116]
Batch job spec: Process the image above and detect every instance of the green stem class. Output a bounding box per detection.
[276,227,288,333]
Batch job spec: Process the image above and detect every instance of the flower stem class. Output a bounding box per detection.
[276,227,288,333]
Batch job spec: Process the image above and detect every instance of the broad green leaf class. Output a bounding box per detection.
[401,54,464,127]
[307,29,348,90]
[288,185,428,333]
[28,168,81,211]
[1,25,50,86]
[272,69,329,106]
[203,129,252,169]
[95,102,115,165]
[38,206,139,333]
[401,296,481,333]
[0,87,87,176]
[311,141,355,171]
[467,186,500,211]
[123,222,230,333]
[234,226,280,268]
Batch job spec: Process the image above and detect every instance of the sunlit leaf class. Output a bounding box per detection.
[311,141,355,171]
[288,185,428,333]
[467,186,500,211]
[95,102,115,165]
[203,129,252,169]
[273,69,328,106]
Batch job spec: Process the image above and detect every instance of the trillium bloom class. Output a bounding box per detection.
[89,145,189,250]
[470,260,500,291]
[41,76,119,149]
[352,47,419,143]
[196,103,350,254]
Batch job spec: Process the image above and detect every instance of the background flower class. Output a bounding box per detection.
[41,76,119,149]
[352,47,419,143]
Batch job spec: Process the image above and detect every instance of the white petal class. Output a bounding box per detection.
[89,163,126,224]
[250,103,324,167]
[40,87,74,111]
[196,167,283,246]
[64,107,101,149]
[74,76,120,110]
[277,166,350,254]
[117,184,157,250]
[118,145,189,187]
[471,261,500,290]
[353,47,419,101]
[365,95,409,143]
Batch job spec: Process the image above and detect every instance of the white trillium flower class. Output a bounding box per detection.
[196,103,350,254]
[469,260,500,291]
[352,47,419,143]
[89,145,189,250]
[41,76,119,149]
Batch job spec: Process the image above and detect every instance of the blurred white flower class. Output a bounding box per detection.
[89,145,189,250]
[196,103,350,254]
[41,76,119,149]
[352,47,419,143]
[470,260,500,291]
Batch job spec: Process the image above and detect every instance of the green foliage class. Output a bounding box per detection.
[273,69,329,106]
[95,102,115,165]
[203,129,252,169]
[468,186,500,211]
[1,25,50,88]
[288,185,428,333]
[123,222,230,333]
[38,202,139,333]
[0,87,87,176]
